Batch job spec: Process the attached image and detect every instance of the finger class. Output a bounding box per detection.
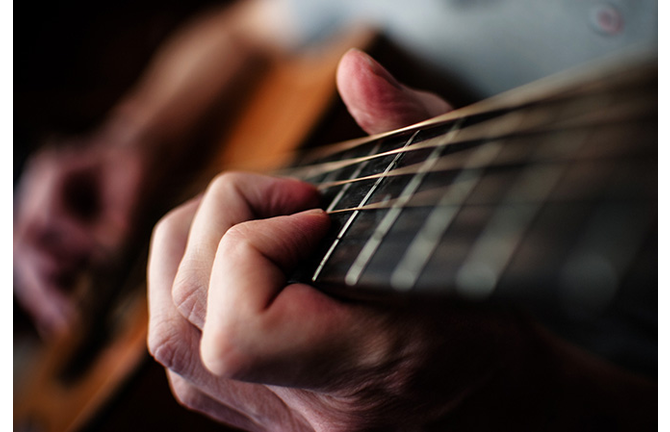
[148,197,204,375]
[13,154,90,335]
[171,173,320,329]
[167,371,263,432]
[148,196,202,305]
[16,150,99,268]
[13,249,74,337]
[201,209,376,388]
[147,199,303,427]
[336,48,452,135]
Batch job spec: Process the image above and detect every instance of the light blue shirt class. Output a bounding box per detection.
[284,0,657,98]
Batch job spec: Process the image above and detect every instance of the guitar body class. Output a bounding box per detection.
[13,27,377,432]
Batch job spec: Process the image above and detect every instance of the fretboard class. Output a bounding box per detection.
[283,52,656,330]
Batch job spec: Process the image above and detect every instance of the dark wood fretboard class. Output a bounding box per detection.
[284,53,657,365]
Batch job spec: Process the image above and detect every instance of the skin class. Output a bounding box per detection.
[13,133,150,335]
[146,50,656,431]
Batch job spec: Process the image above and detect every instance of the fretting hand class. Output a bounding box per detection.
[147,50,654,431]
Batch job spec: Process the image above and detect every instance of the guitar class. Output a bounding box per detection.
[13,27,378,432]
[284,49,657,376]
[14,41,657,431]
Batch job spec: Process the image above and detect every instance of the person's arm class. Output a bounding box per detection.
[146,50,656,431]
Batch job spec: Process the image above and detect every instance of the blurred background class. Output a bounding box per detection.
[14,2,237,431]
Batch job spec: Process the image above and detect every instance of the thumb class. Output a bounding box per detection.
[336,48,452,135]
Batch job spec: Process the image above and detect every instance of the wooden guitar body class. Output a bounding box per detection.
[13,27,377,432]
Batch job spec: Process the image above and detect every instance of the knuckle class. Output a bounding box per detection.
[147,322,191,374]
[152,214,175,242]
[200,316,257,380]
[208,171,242,195]
[222,222,253,245]
[206,340,249,380]
[171,270,207,327]
[152,206,186,241]
[171,382,205,412]
[218,224,258,267]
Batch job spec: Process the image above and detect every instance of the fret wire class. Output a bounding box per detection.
[295,54,654,299]
[316,128,643,191]
[328,118,656,216]
[344,120,464,286]
[558,123,648,305]
[390,138,506,290]
[326,186,647,215]
[295,132,461,181]
[311,142,382,282]
[315,159,347,208]
[326,141,382,212]
[291,113,515,179]
[389,108,533,290]
[453,129,591,300]
[312,130,420,283]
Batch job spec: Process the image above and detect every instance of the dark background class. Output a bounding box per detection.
[14,0,223,180]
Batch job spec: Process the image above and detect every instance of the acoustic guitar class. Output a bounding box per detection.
[14,27,380,432]
[14,34,657,431]
[284,51,657,381]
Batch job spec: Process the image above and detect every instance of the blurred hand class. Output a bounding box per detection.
[14,129,149,337]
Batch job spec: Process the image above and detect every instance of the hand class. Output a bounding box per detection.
[146,49,511,430]
[14,125,150,337]
[148,172,543,431]
[146,50,654,431]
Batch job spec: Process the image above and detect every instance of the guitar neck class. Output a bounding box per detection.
[282,53,656,328]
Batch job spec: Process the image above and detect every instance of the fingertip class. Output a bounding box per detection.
[265,177,322,215]
[293,208,331,235]
[337,48,400,100]
[336,49,418,134]
[337,49,452,135]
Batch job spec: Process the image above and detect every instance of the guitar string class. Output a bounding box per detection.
[323,158,650,215]
[304,58,654,287]
[279,98,651,182]
[292,64,652,165]
[344,119,464,286]
[313,132,645,191]
[277,71,653,171]
[311,131,419,282]
[324,193,644,215]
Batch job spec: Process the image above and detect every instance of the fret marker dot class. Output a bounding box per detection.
[455,261,497,300]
